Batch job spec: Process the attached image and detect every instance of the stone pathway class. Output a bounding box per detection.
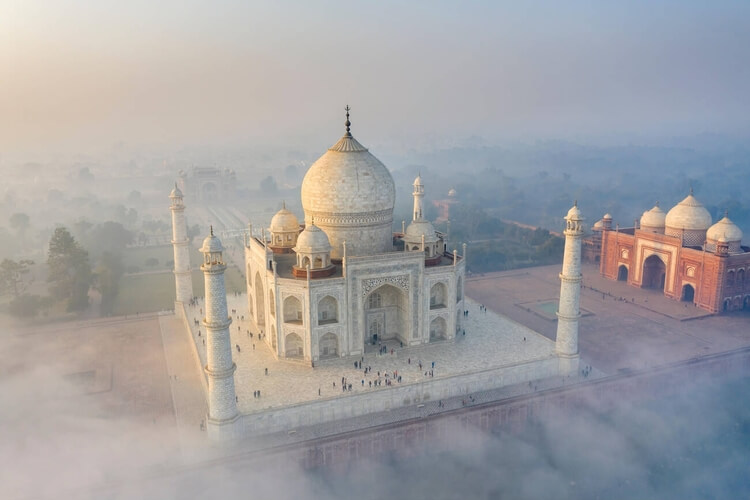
[181,295,558,415]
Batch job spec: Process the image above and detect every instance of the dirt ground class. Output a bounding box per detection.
[465,263,750,374]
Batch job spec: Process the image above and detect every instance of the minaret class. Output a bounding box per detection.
[413,174,424,221]
[169,184,193,307]
[200,227,239,441]
[556,201,583,375]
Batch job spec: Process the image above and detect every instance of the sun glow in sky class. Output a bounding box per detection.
[2,0,749,154]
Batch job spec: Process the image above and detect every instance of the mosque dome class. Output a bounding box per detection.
[169,184,183,198]
[665,192,712,232]
[413,174,423,186]
[664,191,712,246]
[300,108,395,259]
[706,213,743,253]
[269,204,300,233]
[593,219,604,229]
[707,215,743,243]
[294,223,331,254]
[640,203,666,231]
[448,188,457,198]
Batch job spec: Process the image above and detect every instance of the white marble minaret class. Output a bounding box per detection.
[556,201,583,375]
[169,184,193,307]
[200,228,239,441]
[413,174,424,221]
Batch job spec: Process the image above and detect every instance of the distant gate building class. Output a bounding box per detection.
[177,167,237,203]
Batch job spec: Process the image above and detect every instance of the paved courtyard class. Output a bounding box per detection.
[466,263,750,374]
[182,295,559,416]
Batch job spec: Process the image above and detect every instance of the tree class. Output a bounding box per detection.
[94,251,124,316]
[87,221,133,258]
[0,258,35,297]
[47,227,92,312]
[260,176,278,194]
[9,294,41,318]
[10,212,30,236]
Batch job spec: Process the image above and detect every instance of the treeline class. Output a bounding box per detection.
[0,223,133,318]
[447,205,564,273]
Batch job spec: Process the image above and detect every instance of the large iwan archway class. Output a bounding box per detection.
[365,284,409,344]
[642,254,666,291]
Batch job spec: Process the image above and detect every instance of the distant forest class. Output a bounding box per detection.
[386,136,750,238]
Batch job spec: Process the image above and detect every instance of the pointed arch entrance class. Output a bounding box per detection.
[681,284,695,302]
[617,265,628,282]
[365,284,409,345]
[642,254,666,291]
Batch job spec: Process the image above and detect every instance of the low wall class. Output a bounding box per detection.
[245,346,750,469]
[239,355,561,435]
[177,302,209,395]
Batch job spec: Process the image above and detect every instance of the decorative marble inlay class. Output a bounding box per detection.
[361,275,410,296]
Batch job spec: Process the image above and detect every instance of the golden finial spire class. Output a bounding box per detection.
[210,225,214,237]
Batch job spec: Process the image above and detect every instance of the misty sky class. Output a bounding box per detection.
[2,0,750,155]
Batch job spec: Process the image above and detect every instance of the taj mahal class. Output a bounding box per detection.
[169,109,586,442]
[244,108,465,363]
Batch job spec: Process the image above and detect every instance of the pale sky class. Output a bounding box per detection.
[2,0,749,155]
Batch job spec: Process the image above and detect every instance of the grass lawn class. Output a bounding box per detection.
[112,265,246,315]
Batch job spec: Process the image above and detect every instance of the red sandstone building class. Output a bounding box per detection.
[585,191,750,313]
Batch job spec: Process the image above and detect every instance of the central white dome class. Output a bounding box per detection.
[300,115,395,259]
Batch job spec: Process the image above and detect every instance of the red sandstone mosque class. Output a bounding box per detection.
[584,190,750,313]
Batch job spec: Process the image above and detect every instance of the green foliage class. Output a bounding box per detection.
[9,294,41,318]
[47,227,92,312]
[9,212,30,235]
[87,222,133,257]
[0,258,35,297]
[94,251,124,316]
[260,176,278,193]
[447,205,564,273]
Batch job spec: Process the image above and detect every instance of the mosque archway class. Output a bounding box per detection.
[681,284,695,302]
[283,296,303,324]
[319,332,338,359]
[254,272,265,326]
[271,324,277,349]
[617,265,628,282]
[318,296,338,324]
[365,284,408,344]
[642,255,666,291]
[456,309,462,334]
[456,277,462,303]
[269,290,276,316]
[429,317,447,341]
[743,295,750,310]
[285,332,303,358]
[430,282,447,309]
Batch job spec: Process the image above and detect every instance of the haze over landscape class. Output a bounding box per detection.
[1,1,749,499]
